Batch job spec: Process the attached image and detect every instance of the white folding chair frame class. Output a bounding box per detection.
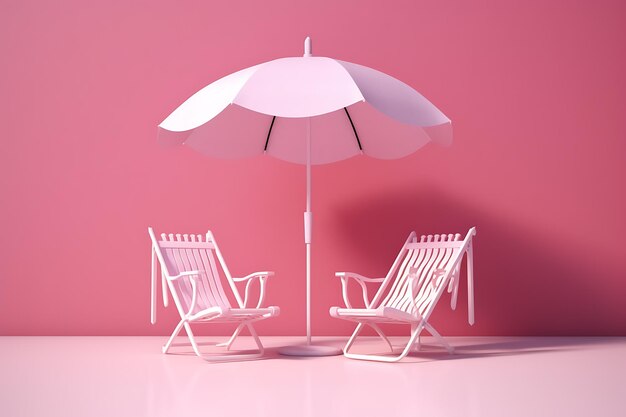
[149,227,279,361]
[331,227,476,362]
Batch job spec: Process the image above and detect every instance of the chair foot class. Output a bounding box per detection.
[343,351,407,363]
[215,323,245,350]
[163,322,266,362]
[424,322,454,354]
[369,323,393,353]
[160,341,265,361]
[342,323,423,362]
[199,351,265,362]
[162,319,186,354]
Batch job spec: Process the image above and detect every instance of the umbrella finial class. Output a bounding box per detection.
[304,36,312,57]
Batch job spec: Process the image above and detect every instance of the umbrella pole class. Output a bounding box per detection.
[278,117,341,356]
[278,117,342,356]
[305,117,312,346]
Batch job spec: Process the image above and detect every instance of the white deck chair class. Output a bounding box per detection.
[330,227,476,362]
[149,227,280,361]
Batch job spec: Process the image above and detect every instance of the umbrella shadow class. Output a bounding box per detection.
[326,184,623,336]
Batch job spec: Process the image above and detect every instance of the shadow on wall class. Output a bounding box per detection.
[328,184,623,336]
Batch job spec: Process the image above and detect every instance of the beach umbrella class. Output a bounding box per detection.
[158,37,452,356]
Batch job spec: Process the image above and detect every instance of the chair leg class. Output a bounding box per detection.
[343,323,365,354]
[344,323,424,362]
[215,323,245,350]
[424,322,454,354]
[246,323,265,355]
[164,320,210,358]
[183,322,203,357]
[413,333,422,352]
[162,319,186,354]
[162,318,268,362]
[368,323,393,352]
[197,322,265,362]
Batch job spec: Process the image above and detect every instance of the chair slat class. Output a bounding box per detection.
[177,247,200,313]
[164,248,191,312]
[183,233,213,309]
[399,246,442,313]
[159,241,216,249]
[416,245,459,315]
[381,248,418,308]
[411,246,437,288]
[197,245,230,309]
[388,247,429,312]
[155,232,234,313]
[206,248,231,309]
[406,241,464,250]
[192,249,217,308]
[184,247,211,313]
[389,245,436,311]
[385,233,463,315]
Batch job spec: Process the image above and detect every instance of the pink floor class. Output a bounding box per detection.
[2,336,624,417]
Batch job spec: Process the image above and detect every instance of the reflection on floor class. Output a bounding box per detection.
[1,336,624,417]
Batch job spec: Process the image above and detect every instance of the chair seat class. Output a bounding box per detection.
[329,306,419,323]
[190,306,280,322]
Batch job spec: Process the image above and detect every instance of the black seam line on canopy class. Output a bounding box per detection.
[264,110,362,152]
[344,107,362,151]
[264,116,276,151]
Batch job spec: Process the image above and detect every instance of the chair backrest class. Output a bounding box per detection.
[149,228,242,321]
[375,227,476,320]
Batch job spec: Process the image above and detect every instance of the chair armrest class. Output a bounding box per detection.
[167,271,203,317]
[233,271,275,308]
[168,270,203,281]
[232,271,275,282]
[335,272,385,309]
[335,272,385,283]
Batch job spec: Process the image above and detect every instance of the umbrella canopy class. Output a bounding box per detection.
[158,38,451,164]
[157,38,452,356]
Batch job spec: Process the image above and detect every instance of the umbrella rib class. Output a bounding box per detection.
[343,107,362,151]
[264,116,277,151]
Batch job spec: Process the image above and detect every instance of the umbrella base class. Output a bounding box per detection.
[278,344,342,357]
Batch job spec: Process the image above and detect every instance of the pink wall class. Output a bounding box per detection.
[1,0,625,336]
